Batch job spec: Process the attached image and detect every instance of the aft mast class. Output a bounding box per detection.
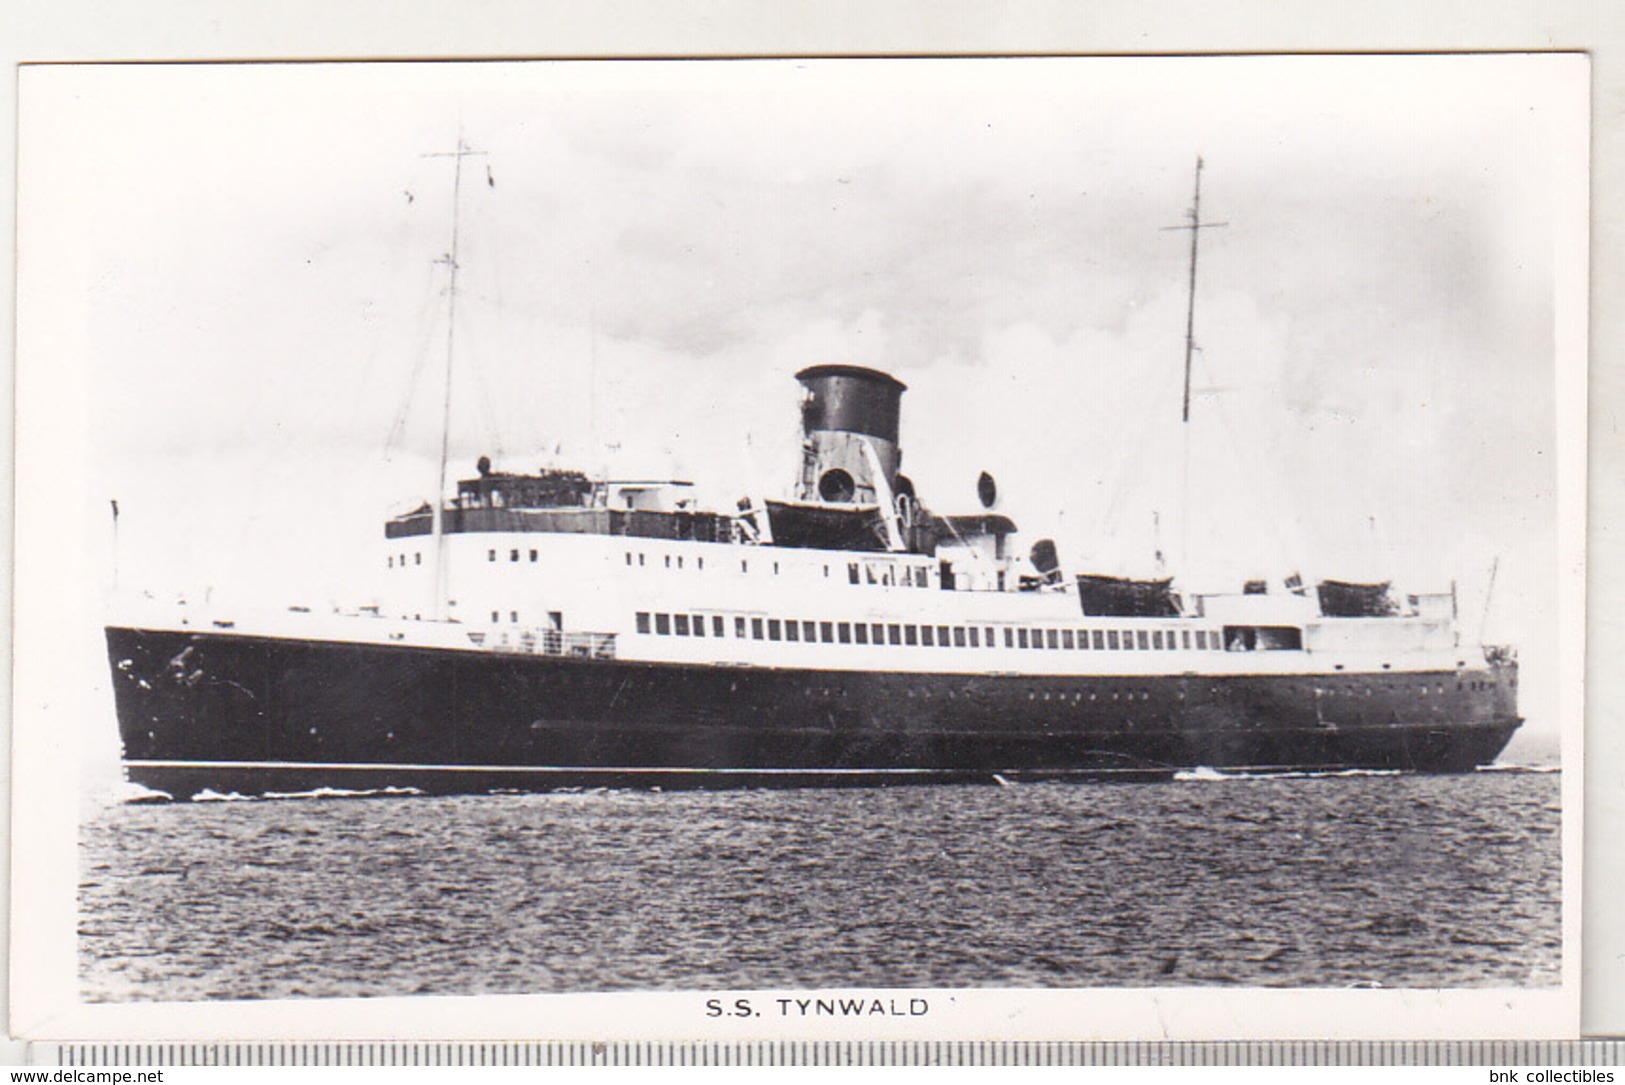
[422,137,487,622]
[1161,156,1225,569]
[1166,156,1226,424]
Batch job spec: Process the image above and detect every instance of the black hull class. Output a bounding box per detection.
[107,626,1522,799]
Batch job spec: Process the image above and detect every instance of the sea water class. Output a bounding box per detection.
[78,769,1560,1001]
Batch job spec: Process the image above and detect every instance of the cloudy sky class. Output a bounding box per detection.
[18,56,1583,748]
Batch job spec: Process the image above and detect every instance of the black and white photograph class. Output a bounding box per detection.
[11,54,1584,1039]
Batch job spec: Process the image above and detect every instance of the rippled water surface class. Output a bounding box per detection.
[80,771,1560,1001]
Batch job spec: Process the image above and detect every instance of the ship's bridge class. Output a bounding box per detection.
[384,463,735,544]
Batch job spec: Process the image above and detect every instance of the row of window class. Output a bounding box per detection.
[410,547,939,588]
[633,611,1228,652]
[392,548,538,567]
[491,548,540,564]
[622,551,937,586]
[625,551,710,571]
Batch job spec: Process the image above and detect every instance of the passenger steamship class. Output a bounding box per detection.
[106,360,1522,799]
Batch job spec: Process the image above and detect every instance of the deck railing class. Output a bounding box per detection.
[468,628,617,659]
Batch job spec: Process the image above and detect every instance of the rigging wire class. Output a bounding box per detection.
[1085,351,1186,573]
[355,174,433,455]
[382,260,450,461]
[457,309,510,466]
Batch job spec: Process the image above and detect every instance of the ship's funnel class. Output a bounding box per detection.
[795,365,907,506]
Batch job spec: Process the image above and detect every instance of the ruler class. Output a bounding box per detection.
[28,1041,1625,1066]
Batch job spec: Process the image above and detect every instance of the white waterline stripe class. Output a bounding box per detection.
[124,759,997,775]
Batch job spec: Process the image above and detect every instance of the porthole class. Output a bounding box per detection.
[817,468,856,502]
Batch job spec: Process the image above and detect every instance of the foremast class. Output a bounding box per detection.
[422,137,488,622]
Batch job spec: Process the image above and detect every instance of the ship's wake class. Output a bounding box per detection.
[1176,767,1403,783]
